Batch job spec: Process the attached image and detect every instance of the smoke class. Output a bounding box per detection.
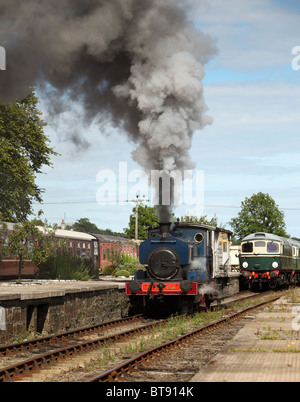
[0,0,216,219]
[190,257,206,271]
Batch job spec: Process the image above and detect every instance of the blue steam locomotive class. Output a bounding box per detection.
[126,222,232,314]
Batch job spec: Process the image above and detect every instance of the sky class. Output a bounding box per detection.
[32,0,300,236]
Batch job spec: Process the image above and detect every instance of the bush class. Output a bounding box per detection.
[38,254,97,281]
[101,265,116,276]
[114,269,130,277]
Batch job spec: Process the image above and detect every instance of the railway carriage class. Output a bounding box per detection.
[126,221,233,314]
[0,222,138,280]
[0,223,38,279]
[0,224,101,280]
[240,232,300,290]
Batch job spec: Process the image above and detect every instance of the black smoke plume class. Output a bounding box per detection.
[0,0,216,219]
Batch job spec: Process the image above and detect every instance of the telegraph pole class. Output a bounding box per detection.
[127,195,149,240]
[135,196,139,241]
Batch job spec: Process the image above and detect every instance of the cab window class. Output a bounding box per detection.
[267,242,279,253]
[254,241,265,249]
[242,243,253,253]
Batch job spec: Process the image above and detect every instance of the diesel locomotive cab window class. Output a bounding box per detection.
[267,242,279,253]
[254,241,265,248]
[242,243,253,253]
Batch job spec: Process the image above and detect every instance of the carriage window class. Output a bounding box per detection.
[68,242,74,256]
[267,242,279,253]
[242,243,253,253]
[76,242,81,257]
[82,243,86,258]
[87,244,91,259]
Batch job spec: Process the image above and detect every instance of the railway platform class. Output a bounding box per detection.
[191,289,300,382]
[0,278,127,301]
[0,279,130,345]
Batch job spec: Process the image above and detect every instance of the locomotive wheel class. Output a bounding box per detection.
[269,278,277,290]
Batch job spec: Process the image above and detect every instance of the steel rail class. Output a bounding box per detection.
[0,316,168,382]
[0,314,143,357]
[86,295,281,382]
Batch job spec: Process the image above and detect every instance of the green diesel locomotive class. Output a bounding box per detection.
[240,232,300,290]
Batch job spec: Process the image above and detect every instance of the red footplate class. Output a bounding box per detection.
[126,282,198,296]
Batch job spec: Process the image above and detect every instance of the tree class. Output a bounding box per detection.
[229,192,288,240]
[0,90,57,222]
[72,218,99,234]
[124,205,159,240]
[1,219,61,281]
[180,214,219,226]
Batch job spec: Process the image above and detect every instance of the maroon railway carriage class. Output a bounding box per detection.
[0,223,137,280]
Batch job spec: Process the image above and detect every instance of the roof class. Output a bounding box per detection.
[41,228,97,241]
[242,232,300,248]
[1,222,17,231]
[92,233,132,244]
[177,222,232,235]
[1,222,133,244]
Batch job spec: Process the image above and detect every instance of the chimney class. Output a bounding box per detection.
[159,222,171,240]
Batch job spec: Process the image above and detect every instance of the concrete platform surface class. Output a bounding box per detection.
[191,290,300,382]
[0,279,126,301]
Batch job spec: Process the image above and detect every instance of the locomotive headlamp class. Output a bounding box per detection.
[242,262,248,269]
[272,262,279,269]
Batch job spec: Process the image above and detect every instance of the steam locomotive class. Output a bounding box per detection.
[126,221,232,314]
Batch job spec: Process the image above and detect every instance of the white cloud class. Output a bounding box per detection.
[195,0,300,71]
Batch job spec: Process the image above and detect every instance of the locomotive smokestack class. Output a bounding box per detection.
[157,172,174,223]
[158,174,172,239]
[159,222,171,240]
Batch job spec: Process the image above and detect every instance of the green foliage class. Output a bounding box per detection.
[67,218,127,237]
[1,218,59,280]
[229,192,288,241]
[124,204,159,240]
[101,248,142,277]
[114,269,130,278]
[180,214,219,226]
[38,254,96,281]
[102,265,116,276]
[71,218,99,234]
[0,90,57,222]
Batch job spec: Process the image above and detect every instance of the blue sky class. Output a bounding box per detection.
[33,0,300,236]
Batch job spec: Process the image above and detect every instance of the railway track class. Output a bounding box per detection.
[0,290,281,382]
[0,313,163,382]
[86,293,282,383]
